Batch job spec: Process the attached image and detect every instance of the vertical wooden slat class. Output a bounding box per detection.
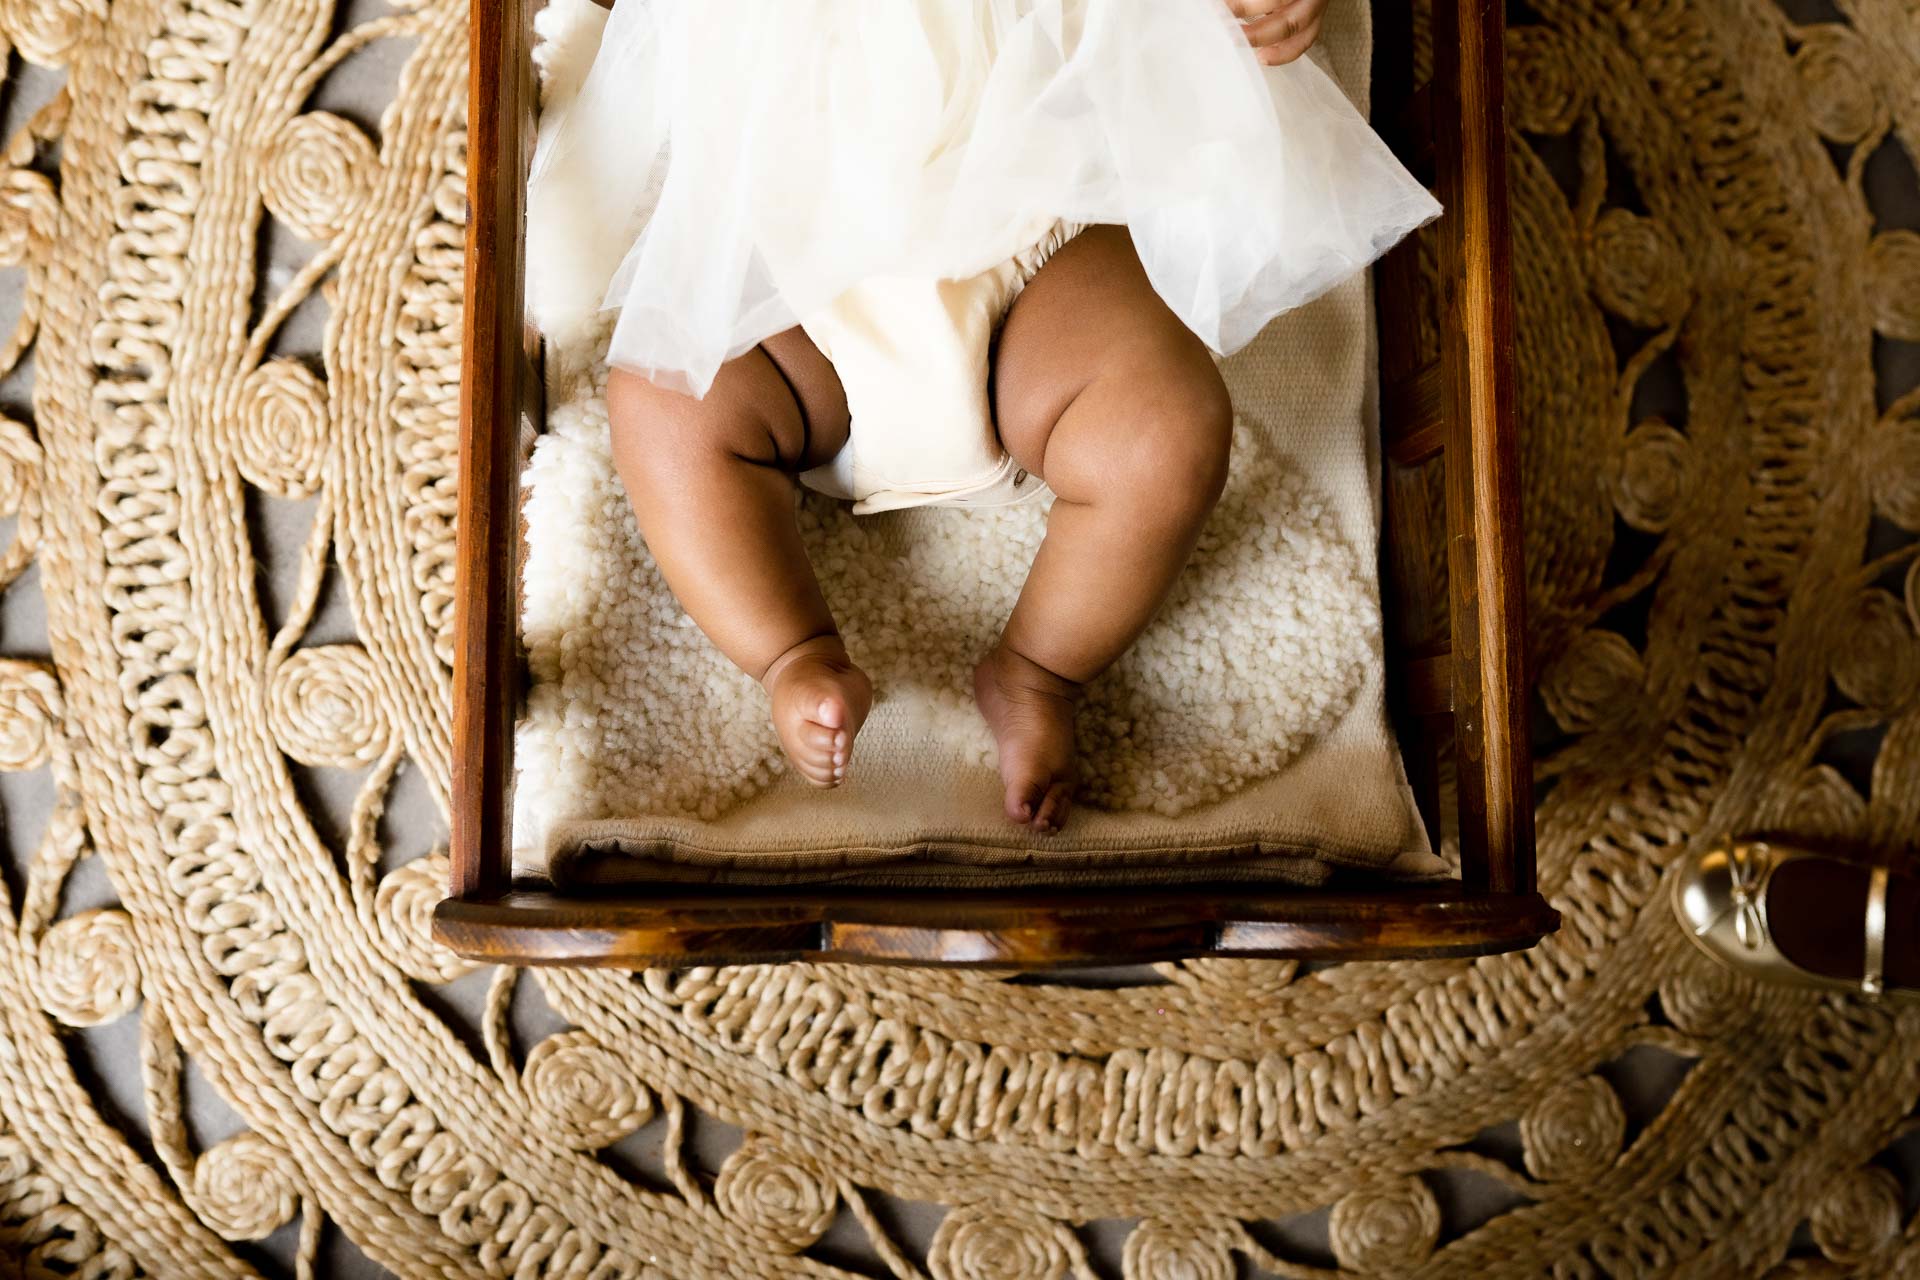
[1383,365,1447,464]
[451,0,535,900]
[1431,0,1533,894]
[1373,0,1416,117]
[1374,0,1446,856]
[1407,712,1450,853]
[1375,244,1425,387]
[1373,0,1421,379]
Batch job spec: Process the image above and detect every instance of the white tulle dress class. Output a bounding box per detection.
[527,0,1440,512]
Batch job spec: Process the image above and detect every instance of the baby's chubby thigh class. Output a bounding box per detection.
[606,328,849,483]
[991,225,1233,526]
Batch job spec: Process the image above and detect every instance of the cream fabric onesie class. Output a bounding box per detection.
[795,218,1082,514]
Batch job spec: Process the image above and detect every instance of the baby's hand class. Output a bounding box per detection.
[1228,0,1328,65]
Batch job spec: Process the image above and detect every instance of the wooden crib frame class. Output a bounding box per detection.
[434,0,1558,968]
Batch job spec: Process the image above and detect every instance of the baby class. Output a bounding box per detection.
[531,0,1438,832]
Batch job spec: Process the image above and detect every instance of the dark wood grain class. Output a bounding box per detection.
[1381,458,1450,657]
[451,0,537,899]
[1403,653,1455,716]
[1430,0,1533,894]
[1403,713,1451,853]
[433,885,1559,969]
[1375,0,1450,891]
[1370,0,1424,393]
[1387,84,1438,188]
[1374,242,1425,388]
[1383,363,1447,465]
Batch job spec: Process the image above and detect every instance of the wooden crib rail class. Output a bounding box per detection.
[1371,0,1534,897]
[438,0,1554,968]
[1429,0,1533,895]
[450,0,538,900]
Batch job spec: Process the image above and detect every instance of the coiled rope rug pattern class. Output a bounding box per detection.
[0,0,1915,1275]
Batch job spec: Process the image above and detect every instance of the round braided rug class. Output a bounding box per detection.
[0,0,1916,1275]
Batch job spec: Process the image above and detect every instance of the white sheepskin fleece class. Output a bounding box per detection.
[515,345,1377,845]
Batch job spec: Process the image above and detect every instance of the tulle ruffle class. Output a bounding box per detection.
[527,0,1441,397]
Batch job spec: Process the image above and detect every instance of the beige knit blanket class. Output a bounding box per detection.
[0,0,1914,1274]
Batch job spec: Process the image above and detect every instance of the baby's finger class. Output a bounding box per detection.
[1255,15,1323,64]
[1242,0,1323,47]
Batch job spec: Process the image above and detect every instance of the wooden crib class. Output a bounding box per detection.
[433,0,1558,968]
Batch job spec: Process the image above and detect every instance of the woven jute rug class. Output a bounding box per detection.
[0,0,1917,1275]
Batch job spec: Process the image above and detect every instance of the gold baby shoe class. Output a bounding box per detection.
[1671,840,1909,1001]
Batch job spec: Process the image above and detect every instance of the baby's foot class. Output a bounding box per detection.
[762,636,873,787]
[973,643,1080,833]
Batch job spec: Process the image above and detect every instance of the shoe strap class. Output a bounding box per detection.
[1863,864,1889,997]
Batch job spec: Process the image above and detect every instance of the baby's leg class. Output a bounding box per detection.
[609,328,871,786]
[983,225,1233,830]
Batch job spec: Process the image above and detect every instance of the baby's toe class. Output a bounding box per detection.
[794,754,839,787]
[763,644,870,792]
[774,721,836,785]
[1033,783,1072,833]
[800,724,849,784]
[799,721,843,756]
[1005,778,1047,826]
